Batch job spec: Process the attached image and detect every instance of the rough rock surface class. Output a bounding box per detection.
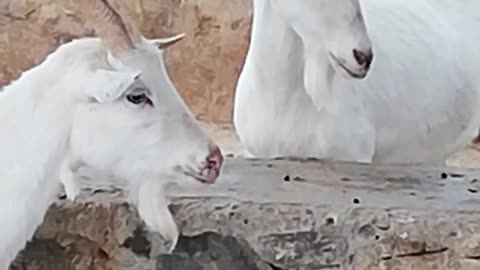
[10,158,480,270]
[0,0,252,123]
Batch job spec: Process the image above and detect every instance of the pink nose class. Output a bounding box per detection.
[199,145,224,183]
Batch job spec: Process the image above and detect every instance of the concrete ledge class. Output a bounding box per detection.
[11,158,480,270]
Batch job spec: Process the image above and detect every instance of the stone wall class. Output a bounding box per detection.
[0,0,252,123]
[11,158,480,270]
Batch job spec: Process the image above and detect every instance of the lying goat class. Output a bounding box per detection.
[0,0,223,268]
[233,0,480,164]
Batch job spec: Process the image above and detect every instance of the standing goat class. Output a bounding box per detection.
[0,0,223,268]
[233,0,480,164]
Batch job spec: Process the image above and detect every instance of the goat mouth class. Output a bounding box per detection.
[182,168,218,184]
[329,52,368,79]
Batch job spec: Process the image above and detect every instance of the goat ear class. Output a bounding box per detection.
[86,69,142,103]
[150,33,186,50]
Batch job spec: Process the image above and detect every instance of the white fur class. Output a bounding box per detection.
[233,0,480,164]
[0,35,219,268]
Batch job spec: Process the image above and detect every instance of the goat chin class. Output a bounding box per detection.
[135,180,179,253]
[61,165,181,253]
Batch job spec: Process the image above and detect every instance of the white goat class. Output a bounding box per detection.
[0,0,223,268]
[233,0,480,164]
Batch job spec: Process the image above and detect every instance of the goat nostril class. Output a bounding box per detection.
[206,146,224,170]
[353,49,373,67]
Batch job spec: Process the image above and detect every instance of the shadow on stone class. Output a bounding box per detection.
[9,238,74,270]
[121,227,152,258]
[156,232,275,270]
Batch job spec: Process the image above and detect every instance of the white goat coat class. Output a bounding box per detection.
[0,59,72,267]
[234,0,480,163]
[0,40,116,268]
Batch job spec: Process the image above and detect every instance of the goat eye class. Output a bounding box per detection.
[126,93,152,106]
